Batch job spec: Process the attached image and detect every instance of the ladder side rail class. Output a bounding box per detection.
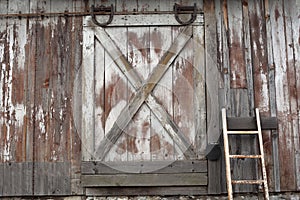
[222,108,233,200]
[255,108,269,199]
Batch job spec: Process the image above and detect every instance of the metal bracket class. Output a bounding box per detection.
[174,3,197,25]
[91,4,114,27]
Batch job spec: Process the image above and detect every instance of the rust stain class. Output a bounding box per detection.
[150,133,161,152]
[242,0,248,7]
[274,8,281,22]
[249,6,270,113]
[43,77,50,88]
[127,134,138,154]
[223,0,228,31]
[229,30,247,88]
[151,29,162,55]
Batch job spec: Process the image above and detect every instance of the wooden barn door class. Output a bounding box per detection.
[81,11,206,190]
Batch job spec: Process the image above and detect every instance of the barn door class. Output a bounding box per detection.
[81,10,206,186]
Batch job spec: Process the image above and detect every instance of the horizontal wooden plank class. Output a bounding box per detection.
[86,186,207,196]
[81,160,207,174]
[83,14,204,27]
[227,117,277,130]
[81,173,207,187]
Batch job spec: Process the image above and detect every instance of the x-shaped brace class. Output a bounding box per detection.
[94,26,196,160]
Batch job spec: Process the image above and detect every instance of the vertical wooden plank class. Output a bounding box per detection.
[0,0,8,164]
[82,25,95,161]
[283,0,300,191]
[33,0,51,164]
[70,0,83,195]
[289,0,300,191]
[6,0,29,164]
[151,26,175,161]
[204,0,222,194]
[49,0,73,164]
[248,0,273,191]
[227,0,247,89]
[264,0,280,192]
[269,0,296,191]
[193,25,206,159]
[242,0,254,116]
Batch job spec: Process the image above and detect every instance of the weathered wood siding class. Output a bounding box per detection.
[0,0,299,196]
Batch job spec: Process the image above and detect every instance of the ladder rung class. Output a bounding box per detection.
[232,180,265,185]
[226,130,259,134]
[229,155,262,159]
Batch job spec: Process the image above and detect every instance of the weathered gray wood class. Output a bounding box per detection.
[242,0,254,116]
[34,162,70,195]
[1,162,32,196]
[94,26,196,160]
[86,186,207,196]
[83,14,204,27]
[284,0,300,191]
[227,0,247,88]
[204,0,221,194]
[227,117,278,130]
[193,21,206,159]
[82,26,95,161]
[269,0,296,191]
[264,0,280,192]
[81,173,207,187]
[288,0,300,190]
[81,160,207,174]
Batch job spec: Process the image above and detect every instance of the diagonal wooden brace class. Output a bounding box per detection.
[94,26,196,160]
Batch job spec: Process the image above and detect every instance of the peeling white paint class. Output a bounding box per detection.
[13,103,26,126]
[260,72,270,113]
[37,105,46,134]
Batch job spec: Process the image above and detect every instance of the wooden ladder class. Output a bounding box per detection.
[222,108,269,200]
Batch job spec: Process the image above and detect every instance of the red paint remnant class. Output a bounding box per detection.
[150,134,161,152]
[275,8,280,21]
[151,29,162,55]
[163,140,174,157]
[182,58,194,86]
[142,121,150,137]
[116,139,127,154]
[127,135,138,154]
[99,73,127,130]
[128,31,148,61]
